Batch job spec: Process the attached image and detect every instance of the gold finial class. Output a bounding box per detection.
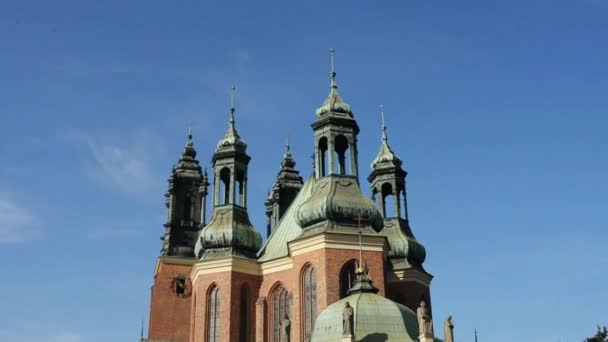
[354,213,367,274]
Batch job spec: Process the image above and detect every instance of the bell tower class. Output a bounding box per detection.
[148,129,203,342]
[160,128,205,257]
[195,86,262,260]
[313,49,361,180]
[264,139,304,237]
[368,106,432,312]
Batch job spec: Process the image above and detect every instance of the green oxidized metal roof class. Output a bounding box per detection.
[296,176,383,231]
[258,176,315,261]
[311,292,419,342]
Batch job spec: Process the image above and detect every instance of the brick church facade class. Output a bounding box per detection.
[145,58,432,342]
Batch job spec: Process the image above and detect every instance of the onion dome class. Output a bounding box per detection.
[382,218,427,267]
[315,49,353,117]
[198,205,262,259]
[295,176,383,231]
[311,266,419,342]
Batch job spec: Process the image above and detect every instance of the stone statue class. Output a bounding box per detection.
[444,315,454,342]
[417,300,433,336]
[342,302,354,336]
[280,314,291,342]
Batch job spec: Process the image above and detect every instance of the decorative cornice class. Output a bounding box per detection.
[190,256,260,282]
[154,256,196,276]
[288,231,388,257]
[387,267,434,286]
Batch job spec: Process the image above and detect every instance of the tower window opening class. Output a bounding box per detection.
[236,171,245,207]
[174,276,187,297]
[339,259,357,298]
[382,183,398,218]
[219,167,231,205]
[334,135,349,176]
[318,137,328,177]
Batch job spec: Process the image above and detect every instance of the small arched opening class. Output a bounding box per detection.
[318,137,328,177]
[339,259,358,298]
[334,135,350,175]
[219,167,231,205]
[382,183,397,218]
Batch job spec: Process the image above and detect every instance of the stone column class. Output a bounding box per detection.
[328,135,335,176]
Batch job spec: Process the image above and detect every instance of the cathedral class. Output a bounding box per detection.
[143,53,452,342]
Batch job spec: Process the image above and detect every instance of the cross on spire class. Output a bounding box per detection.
[229,85,237,128]
[354,212,367,273]
[380,105,388,142]
[329,48,337,89]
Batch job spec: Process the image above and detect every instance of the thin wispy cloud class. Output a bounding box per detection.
[65,130,166,197]
[0,196,42,243]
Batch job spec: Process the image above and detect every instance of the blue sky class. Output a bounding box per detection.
[1,0,607,341]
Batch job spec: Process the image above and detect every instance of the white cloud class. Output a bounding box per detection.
[66,130,165,197]
[0,197,42,243]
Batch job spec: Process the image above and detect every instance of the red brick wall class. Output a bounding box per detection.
[191,269,261,342]
[149,260,194,342]
[257,247,386,342]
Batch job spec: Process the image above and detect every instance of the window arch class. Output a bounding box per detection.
[239,283,251,342]
[301,264,318,341]
[339,260,357,298]
[318,137,328,177]
[219,167,231,205]
[334,134,350,175]
[206,284,221,342]
[271,284,291,342]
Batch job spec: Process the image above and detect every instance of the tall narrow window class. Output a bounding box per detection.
[240,284,251,342]
[302,265,318,341]
[318,137,328,177]
[207,285,221,342]
[219,168,231,205]
[271,285,291,342]
[339,260,357,298]
[334,135,350,175]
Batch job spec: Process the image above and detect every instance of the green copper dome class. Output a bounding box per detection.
[295,176,383,231]
[197,205,262,259]
[311,271,419,342]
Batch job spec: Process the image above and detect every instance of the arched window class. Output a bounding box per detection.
[318,137,328,177]
[382,183,398,218]
[271,285,291,342]
[239,284,251,342]
[334,135,350,175]
[206,285,221,342]
[219,167,231,205]
[301,265,318,341]
[339,260,357,298]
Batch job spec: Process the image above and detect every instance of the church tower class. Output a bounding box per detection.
[190,87,263,342]
[148,130,203,342]
[368,106,432,312]
[195,87,262,259]
[264,140,304,237]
